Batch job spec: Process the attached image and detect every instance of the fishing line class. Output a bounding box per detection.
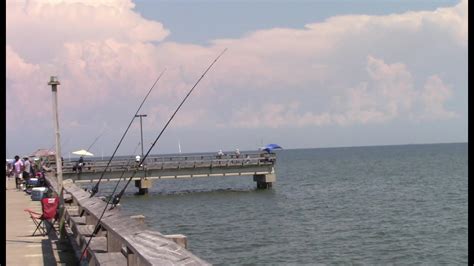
[85,126,108,154]
[41,137,69,167]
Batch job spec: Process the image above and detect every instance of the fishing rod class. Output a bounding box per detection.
[79,49,227,262]
[84,141,141,196]
[84,127,107,155]
[41,137,70,167]
[71,127,107,170]
[79,141,141,211]
[79,142,142,261]
[110,48,227,209]
[89,69,166,197]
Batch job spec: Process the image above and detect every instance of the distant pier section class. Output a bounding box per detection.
[57,151,277,193]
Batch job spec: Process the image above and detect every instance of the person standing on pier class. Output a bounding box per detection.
[78,156,84,172]
[23,157,32,180]
[217,150,224,159]
[6,160,13,189]
[13,155,24,190]
[135,155,144,167]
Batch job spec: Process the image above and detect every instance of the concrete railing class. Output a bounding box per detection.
[45,175,210,265]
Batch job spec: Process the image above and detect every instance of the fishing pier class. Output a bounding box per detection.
[39,151,277,264]
[43,174,210,265]
[57,151,277,193]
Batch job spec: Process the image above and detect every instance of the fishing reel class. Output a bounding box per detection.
[110,194,121,209]
[89,184,99,197]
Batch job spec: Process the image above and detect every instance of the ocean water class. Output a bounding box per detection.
[93,143,467,265]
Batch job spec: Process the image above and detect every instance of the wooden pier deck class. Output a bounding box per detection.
[5,178,77,265]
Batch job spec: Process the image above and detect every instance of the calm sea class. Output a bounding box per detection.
[92,143,467,265]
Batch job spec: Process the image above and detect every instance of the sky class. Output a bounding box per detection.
[5,0,468,159]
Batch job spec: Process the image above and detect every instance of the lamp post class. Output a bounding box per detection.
[49,76,62,184]
[135,114,147,158]
[48,76,66,239]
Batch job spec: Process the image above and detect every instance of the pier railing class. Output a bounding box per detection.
[45,174,210,265]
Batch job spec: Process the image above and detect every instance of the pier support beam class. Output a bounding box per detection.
[253,173,276,189]
[135,178,152,195]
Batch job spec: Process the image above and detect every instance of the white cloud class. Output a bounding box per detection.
[6,45,40,79]
[6,45,52,129]
[6,0,169,64]
[419,75,457,120]
[6,0,466,145]
[226,56,458,128]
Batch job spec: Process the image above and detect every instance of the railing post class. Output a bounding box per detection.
[107,232,122,252]
[127,247,138,266]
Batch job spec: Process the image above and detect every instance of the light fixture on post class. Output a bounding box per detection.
[135,114,147,159]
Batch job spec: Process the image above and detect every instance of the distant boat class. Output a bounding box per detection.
[178,140,182,154]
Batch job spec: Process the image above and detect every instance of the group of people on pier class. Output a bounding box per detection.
[217,148,241,159]
[6,155,45,191]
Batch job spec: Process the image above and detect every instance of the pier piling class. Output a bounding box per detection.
[135,178,152,194]
[253,173,276,189]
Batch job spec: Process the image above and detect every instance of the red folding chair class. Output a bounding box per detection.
[24,196,59,236]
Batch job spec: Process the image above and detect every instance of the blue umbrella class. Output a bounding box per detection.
[262,143,283,152]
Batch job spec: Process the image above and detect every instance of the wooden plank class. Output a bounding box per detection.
[101,217,146,236]
[124,230,210,265]
[79,197,106,210]
[88,236,108,253]
[76,225,96,236]
[65,206,80,217]
[70,216,86,225]
[92,252,127,266]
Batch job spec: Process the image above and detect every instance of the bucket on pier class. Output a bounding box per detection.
[31,187,48,201]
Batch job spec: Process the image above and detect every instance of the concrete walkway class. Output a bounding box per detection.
[6,177,77,265]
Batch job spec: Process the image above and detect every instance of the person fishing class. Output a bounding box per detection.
[73,156,84,173]
[135,155,142,167]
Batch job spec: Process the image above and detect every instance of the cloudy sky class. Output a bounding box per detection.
[6,0,467,158]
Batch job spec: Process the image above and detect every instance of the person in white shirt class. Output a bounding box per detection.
[235,148,241,158]
[23,157,31,180]
[13,155,24,190]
